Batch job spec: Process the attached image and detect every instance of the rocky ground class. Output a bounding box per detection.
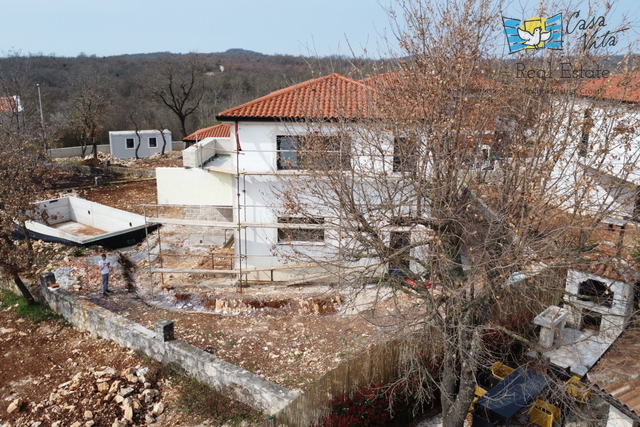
[3,158,418,426]
[29,172,407,392]
[36,239,399,390]
[0,298,257,427]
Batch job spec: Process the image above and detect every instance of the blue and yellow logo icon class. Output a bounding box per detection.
[502,13,563,53]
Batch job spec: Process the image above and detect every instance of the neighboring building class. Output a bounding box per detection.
[109,129,172,159]
[0,95,23,125]
[554,72,640,221]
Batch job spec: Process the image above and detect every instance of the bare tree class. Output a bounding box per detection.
[68,70,112,160]
[271,1,640,426]
[0,101,51,304]
[145,53,206,139]
[129,111,143,160]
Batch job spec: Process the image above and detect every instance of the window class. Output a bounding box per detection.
[126,138,135,149]
[389,231,411,275]
[149,137,157,148]
[277,135,350,170]
[578,109,593,157]
[578,279,613,307]
[277,217,324,243]
[277,136,299,170]
[393,137,417,173]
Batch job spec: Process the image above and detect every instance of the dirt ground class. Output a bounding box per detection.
[36,238,397,391]
[31,172,407,391]
[0,301,209,427]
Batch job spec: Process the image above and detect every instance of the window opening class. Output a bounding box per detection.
[581,309,602,332]
[277,217,325,242]
[579,109,593,157]
[389,231,411,276]
[578,279,613,307]
[277,135,350,170]
[393,137,417,173]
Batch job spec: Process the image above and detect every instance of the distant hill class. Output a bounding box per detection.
[223,48,265,57]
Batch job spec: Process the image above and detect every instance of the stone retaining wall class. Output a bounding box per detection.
[52,163,156,179]
[36,277,298,416]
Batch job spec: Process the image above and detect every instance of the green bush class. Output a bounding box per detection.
[72,247,85,257]
[0,290,59,324]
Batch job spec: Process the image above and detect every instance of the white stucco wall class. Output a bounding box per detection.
[226,121,428,277]
[551,99,640,219]
[156,167,233,206]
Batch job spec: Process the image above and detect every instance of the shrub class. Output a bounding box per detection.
[0,290,59,324]
[72,247,85,257]
[315,383,421,427]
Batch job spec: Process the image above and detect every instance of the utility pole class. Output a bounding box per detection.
[36,83,47,153]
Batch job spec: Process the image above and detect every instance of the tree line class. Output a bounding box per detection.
[0,49,384,153]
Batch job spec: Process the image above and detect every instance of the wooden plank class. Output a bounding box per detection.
[145,217,325,229]
[146,268,230,275]
[150,262,319,275]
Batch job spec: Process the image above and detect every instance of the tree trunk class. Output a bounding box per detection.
[19,220,33,252]
[179,115,188,139]
[13,275,35,306]
[159,130,168,156]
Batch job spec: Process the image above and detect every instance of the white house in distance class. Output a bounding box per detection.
[109,129,172,159]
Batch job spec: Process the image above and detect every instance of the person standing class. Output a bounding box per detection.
[98,254,112,296]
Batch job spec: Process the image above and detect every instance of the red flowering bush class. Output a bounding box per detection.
[314,383,420,427]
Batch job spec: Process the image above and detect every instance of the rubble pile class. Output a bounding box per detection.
[81,151,182,169]
[0,306,202,427]
[4,366,167,427]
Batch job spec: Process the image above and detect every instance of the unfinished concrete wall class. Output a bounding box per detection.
[156,167,233,206]
[39,281,298,415]
[182,137,218,168]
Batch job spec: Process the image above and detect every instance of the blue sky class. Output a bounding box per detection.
[1,0,637,58]
[0,0,395,57]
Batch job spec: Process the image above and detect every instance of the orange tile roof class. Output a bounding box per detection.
[0,96,22,114]
[588,320,640,418]
[216,73,374,120]
[577,71,640,103]
[184,124,230,141]
[572,259,640,282]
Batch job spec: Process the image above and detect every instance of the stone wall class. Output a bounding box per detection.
[52,163,156,179]
[37,277,298,415]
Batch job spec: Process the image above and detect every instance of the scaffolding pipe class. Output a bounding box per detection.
[235,121,243,293]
